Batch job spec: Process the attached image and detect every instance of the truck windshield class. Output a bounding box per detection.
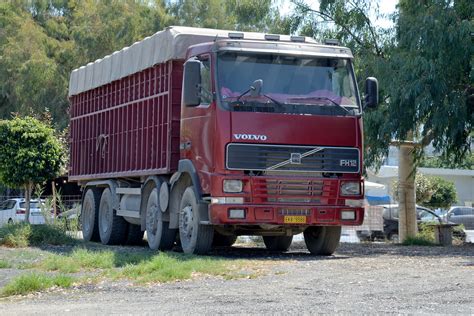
[216,52,360,116]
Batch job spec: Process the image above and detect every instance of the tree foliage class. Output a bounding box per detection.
[0,0,284,129]
[423,176,457,209]
[290,0,473,169]
[393,173,457,209]
[0,116,63,219]
[0,115,63,186]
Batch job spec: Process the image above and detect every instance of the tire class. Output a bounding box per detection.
[8,218,13,225]
[126,224,144,245]
[179,187,213,254]
[263,236,293,251]
[81,188,102,242]
[304,226,341,256]
[213,231,238,247]
[388,232,399,243]
[98,188,128,245]
[146,187,177,250]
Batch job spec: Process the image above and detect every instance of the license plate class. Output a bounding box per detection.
[284,215,307,224]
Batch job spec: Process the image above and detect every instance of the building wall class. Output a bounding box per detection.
[367,167,474,208]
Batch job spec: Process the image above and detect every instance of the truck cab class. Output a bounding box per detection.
[178,35,378,253]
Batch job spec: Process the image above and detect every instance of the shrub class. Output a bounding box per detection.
[0,223,77,247]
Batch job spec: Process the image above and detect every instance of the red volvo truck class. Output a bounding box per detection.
[68,26,378,255]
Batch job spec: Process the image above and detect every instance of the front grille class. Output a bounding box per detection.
[252,177,340,204]
[227,144,359,173]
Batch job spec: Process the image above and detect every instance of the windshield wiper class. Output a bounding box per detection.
[290,96,352,115]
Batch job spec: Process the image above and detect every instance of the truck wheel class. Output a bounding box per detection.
[146,188,177,250]
[213,231,237,247]
[263,236,293,251]
[126,224,144,245]
[304,226,341,256]
[179,187,213,254]
[82,188,102,242]
[98,188,128,245]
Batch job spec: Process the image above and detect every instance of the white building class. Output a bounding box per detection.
[367,146,474,207]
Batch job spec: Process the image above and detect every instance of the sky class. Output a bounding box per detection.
[279,0,399,28]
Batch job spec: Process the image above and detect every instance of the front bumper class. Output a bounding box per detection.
[210,204,364,226]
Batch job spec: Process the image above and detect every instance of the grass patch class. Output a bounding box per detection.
[1,247,270,296]
[0,223,77,247]
[38,248,154,273]
[401,222,437,246]
[0,260,11,269]
[110,252,232,284]
[1,273,74,297]
[402,236,436,246]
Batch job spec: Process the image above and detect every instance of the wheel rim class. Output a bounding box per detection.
[82,197,93,236]
[146,189,162,244]
[100,198,111,234]
[180,204,194,245]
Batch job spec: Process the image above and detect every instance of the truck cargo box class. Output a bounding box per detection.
[68,27,237,181]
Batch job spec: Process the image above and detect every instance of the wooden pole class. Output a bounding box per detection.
[398,142,418,242]
[52,181,57,220]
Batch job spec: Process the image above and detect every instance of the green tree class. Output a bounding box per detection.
[423,177,457,210]
[168,0,287,33]
[290,0,472,241]
[0,116,63,222]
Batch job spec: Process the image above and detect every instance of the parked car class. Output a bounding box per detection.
[444,206,474,230]
[381,204,465,241]
[0,198,50,226]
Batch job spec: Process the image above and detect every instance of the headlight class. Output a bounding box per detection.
[223,180,243,193]
[340,182,360,196]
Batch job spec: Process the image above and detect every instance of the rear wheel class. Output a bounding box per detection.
[146,187,176,250]
[8,218,13,225]
[81,188,102,242]
[98,188,128,245]
[263,236,293,251]
[304,226,341,255]
[213,231,237,247]
[179,187,213,254]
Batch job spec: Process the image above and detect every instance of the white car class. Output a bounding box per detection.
[0,198,50,226]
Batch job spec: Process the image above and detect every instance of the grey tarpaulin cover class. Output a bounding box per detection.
[68,26,318,97]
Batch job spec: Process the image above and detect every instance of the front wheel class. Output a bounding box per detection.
[179,187,213,254]
[263,236,293,251]
[304,226,341,256]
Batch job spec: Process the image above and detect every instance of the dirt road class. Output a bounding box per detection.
[1,242,473,314]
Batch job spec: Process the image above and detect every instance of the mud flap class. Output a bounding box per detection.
[198,201,211,224]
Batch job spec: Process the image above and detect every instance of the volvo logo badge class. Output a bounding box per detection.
[290,153,302,164]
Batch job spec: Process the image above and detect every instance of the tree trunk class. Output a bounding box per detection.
[398,143,418,242]
[24,182,33,224]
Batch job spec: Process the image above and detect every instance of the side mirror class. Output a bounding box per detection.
[182,60,201,107]
[364,77,379,109]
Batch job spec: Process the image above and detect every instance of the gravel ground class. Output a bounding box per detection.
[1,242,473,315]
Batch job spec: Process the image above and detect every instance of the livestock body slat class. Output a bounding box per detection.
[69,60,182,181]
